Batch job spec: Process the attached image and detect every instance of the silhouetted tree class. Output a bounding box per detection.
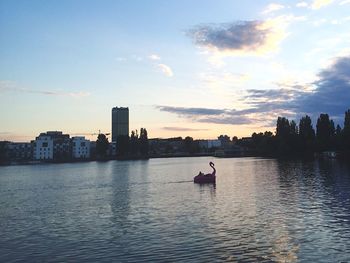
[130,130,139,155]
[218,135,231,148]
[299,115,315,152]
[245,131,276,155]
[344,109,350,151]
[316,113,334,151]
[276,117,292,154]
[96,133,109,159]
[232,136,238,144]
[335,124,343,151]
[139,128,149,156]
[184,136,194,154]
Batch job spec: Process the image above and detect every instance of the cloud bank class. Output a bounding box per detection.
[157,55,350,126]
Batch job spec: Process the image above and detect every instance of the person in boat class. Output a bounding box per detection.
[197,171,204,176]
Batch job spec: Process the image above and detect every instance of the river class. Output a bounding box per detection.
[1,157,350,262]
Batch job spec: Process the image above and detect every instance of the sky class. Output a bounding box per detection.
[1,0,350,142]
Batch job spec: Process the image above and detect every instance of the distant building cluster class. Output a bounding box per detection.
[1,105,253,164]
[1,106,131,164]
[1,131,93,163]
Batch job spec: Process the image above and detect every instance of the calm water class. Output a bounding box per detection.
[1,157,350,262]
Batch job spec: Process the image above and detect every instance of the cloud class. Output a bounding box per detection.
[156,55,350,126]
[157,106,257,125]
[148,54,161,60]
[262,3,285,14]
[0,81,90,98]
[162,127,209,131]
[157,64,173,77]
[311,0,334,9]
[188,17,291,56]
[244,55,350,118]
[340,0,350,5]
[296,2,309,7]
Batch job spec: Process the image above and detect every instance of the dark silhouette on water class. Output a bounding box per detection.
[237,108,350,159]
[194,161,216,184]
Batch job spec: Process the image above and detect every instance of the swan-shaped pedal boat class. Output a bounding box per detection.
[194,161,216,184]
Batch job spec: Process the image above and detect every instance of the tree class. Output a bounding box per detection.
[130,130,139,155]
[316,113,334,151]
[184,136,194,154]
[276,117,291,154]
[96,133,109,158]
[299,115,315,152]
[276,117,290,138]
[218,135,231,148]
[232,136,238,144]
[139,128,149,156]
[344,109,350,150]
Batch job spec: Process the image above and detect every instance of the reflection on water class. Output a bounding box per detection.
[1,157,350,262]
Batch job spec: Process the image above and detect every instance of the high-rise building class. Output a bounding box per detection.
[112,107,129,142]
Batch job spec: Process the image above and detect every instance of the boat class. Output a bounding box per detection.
[194,161,216,184]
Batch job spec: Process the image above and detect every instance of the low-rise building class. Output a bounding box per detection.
[71,136,90,159]
[4,142,33,162]
[33,131,70,161]
[33,135,54,160]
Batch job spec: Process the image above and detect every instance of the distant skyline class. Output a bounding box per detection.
[1,0,350,141]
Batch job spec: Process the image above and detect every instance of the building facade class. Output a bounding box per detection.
[71,136,90,159]
[33,131,70,161]
[112,107,129,142]
[33,135,54,160]
[4,142,33,162]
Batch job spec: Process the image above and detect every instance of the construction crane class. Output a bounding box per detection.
[70,131,110,136]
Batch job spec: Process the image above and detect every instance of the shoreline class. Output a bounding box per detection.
[1,150,350,166]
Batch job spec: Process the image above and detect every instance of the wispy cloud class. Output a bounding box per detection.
[262,3,285,14]
[148,54,161,60]
[157,63,173,77]
[162,127,209,131]
[0,81,90,98]
[311,0,334,9]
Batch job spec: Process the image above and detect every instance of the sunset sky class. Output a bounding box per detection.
[1,0,350,141]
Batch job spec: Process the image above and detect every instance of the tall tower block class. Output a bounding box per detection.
[112,107,129,142]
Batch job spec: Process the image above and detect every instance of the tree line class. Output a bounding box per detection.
[96,128,149,159]
[239,109,350,157]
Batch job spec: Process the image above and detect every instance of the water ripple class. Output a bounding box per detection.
[1,158,350,262]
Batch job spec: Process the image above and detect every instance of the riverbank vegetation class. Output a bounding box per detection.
[238,109,350,158]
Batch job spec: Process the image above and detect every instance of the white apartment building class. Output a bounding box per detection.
[33,135,54,160]
[72,136,90,159]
